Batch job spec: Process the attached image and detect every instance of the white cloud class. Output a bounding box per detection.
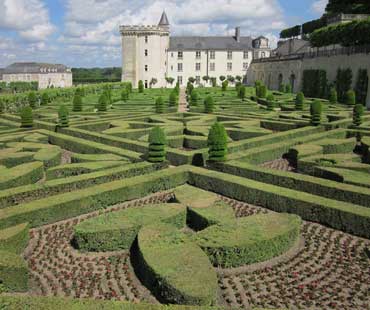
[311,0,328,15]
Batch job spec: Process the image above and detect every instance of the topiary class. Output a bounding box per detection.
[138,80,144,93]
[221,80,228,91]
[186,82,194,96]
[41,93,49,106]
[295,92,305,110]
[329,87,338,104]
[266,93,275,111]
[310,100,322,126]
[148,126,167,163]
[58,105,69,128]
[175,82,180,95]
[204,96,214,113]
[238,85,246,100]
[20,107,33,128]
[190,90,198,106]
[346,90,356,106]
[155,96,165,114]
[121,89,129,102]
[353,104,364,126]
[259,85,267,98]
[285,84,292,93]
[279,83,285,93]
[169,91,177,107]
[72,94,83,112]
[28,92,37,109]
[127,82,133,93]
[207,122,228,162]
[98,93,108,112]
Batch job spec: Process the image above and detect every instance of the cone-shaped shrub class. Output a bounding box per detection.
[207,122,228,162]
[155,96,165,113]
[279,83,285,93]
[169,91,177,107]
[204,95,214,113]
[285,84,292,93]
[221,80,228,91]
[266,94,275,111]
[235,81,241,94]
[138,80,144,93]
[148,126,166,163]
[329,88,337,104]
[310,100,322,126]
[175,82,180,95]
[259,85,267,98]
[28,92,37,109]
[295,92,305,110]
[98,93,108,112]
[186,82,194,96]
[346,90,356,106]
[238,85,246,100]
[58,105,69,128]
[127,82,133,93]
[353,104,364,126]
[41,93,49,106]
[190,90,198,106]
[121,89,129,102]
[72,94,83,112]
[20,107,33,128]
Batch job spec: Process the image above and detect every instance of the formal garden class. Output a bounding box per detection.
[0,80,369,309]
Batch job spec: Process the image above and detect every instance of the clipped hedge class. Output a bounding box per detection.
[0,250,28,292]
[0,223,29,254]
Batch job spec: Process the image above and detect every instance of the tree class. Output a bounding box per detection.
[166,77,175,85]
[150,78,158,88]
[227,75,235,84]
[310,100,322,126]
[207,122,228,162]
[258,85,267,98]
[148,126,167,163]
[121,89,129,102]
[285,84,292,93]
[138,80,144,93]
[41,93,49,106]
[155,96,165,113]
[295,92,305,110]
[72,94,83,112]
[222,80,228,91]
[336,68,352,103]
[175,82,180,95]
[355,69,368,106]
[204,96,214,113]
[267,94,275,111]
[238,85,246,100]
[219,76,226,82]
[20,107,33,128]
[188,77,196,84]
[329,88,338,104]
[58,105,69,128]
[210,77,217,87]
[235,75,242,82]
[169,91,177,107]
[186,82,194,96]
[353,104,364,126]
[28,92,37,109]
[202,76,210,84]
[190,90,199,106]
[346,90,356,106]
[98,93,108,111]
[279,83,285,93]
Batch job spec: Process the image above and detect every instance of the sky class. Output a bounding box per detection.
[0,0,328,68]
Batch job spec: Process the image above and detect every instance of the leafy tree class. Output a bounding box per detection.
[336,68,352,103]
[259,85,267,98]
[222,80,228,91]
[148,126,167,163]
[126,82,133,93]
[267,94,275,111]
[155,96,165,113]
[285,84,292,93]
[295,92,305,110]
[219,76,226,82]
[346,90,356,106]
[186,82,194,95]
[41,93,49,106]
[202,76,210,83]
[72,94,83,112]
[188,77,196,84]
[20,107,33,128]
[166,77,175,85]
[227,76,235,84]
[279,83,285,93]
[150,78,158,88]
[98,93,108,111]
[204,96,214,113]
[329,88,338,104]
[235,75,242,82]
[121,89,129,102]
[138,80,144,93]
[310,100,322,126]
[58,105,69,128]
[169,91,178,107]
[210,77,217,87]
[353,104,364,126]
[207,122,228,162]
[190,90,199,106]
[28,92,37,109]
[355,69,369,106]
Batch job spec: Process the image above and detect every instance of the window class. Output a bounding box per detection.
[145,36,148,43]
[195,63,201,71]
[261,52,266,58]
[171,52,174,57]
[196,76,201,85]
[178,51,183,59]
[210,63,215,71]
[227,51,233,60]
[196,51,201,59]
[227,62,232,71]
[178,76,183,85]
[178,63,183,72]
[145,49,148,56]
[145,65,148,72]
[210,51,215,59]
[243,51,249,59]
[243,63,248,70]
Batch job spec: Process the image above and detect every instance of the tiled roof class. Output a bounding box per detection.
[3,62,70,74]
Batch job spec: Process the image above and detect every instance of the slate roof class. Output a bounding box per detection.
[169,36,254,51]
[158,11,170,26]
[3,62,70,74]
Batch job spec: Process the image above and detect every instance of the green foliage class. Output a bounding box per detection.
[174,82,180,95]
[204,96,214,114]
[325,0,370,14]
[155,96,165,114]
[188,77,196,84]
[221,80,228,91]
[302,18,327,35]
[280,25,301,38]
[302,69,327,99]
[346,90,356,106]
[138,80,144,93]
[20,107,33,128]
[58,105,69,128]
[28,92,37,109]
[295,92,305,110]
[227,75,235,83]
[355,69,369,106]
[98,93,108,112]
[40,93,49,106]
[353,104,364,126]
[126,82,133,93]
[207,122,228,162]
[279,83,285,93]
[266,93,275,110]
[169,91,177,107]
[219,75,226,82]
[71,67,122,84]
[336,68,352,103]
[148,126,167,163]
[235,75,242,82]
[238,85,246,100]
[310,100,322,126]
[285,84,292,93]
[202,76,210,83]
[121,88,129,101]
[329,87,338,104]
[186,81,194,96]
[165,77,175,85]
[190,90,199,106]
[258,85,267,98]
[72,94,83,112]
[210,77,217,87]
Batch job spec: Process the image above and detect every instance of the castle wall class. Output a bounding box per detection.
[2,73,73,89]
[122,35,138,86]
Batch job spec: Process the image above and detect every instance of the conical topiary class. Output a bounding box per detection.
[266,93,275,111]
[20,106,33,128]
[346,90,356,106]
[58,105,69,128]
[295,92,305,110]
[41,93,49,106]
[121,89,129,102]
[155,96,165,113]
[204,96,214,113]
[329,88,337,104]
[238,85,246,100]
[148,126,167,163]
[207,122,228,162]
[221,80,228,91]
[353,104,364,126]
[190,90,198,106]
[72,94,83,112]
[138,80,144,93]
[28,92,37,109]
[169,91,177,107]
[98,93,108,112]
[310,100,322,126]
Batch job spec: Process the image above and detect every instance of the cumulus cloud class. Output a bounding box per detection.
[311,0,328,15]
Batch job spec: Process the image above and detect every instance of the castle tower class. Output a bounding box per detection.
[120,11,170,88]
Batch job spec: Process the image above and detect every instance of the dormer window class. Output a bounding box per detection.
[195,51,201,59]
[145,36,148,43]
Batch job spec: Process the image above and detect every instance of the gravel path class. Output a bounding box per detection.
[178,88,188,113]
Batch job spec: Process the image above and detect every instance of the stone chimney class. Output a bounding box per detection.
[235,27,241,42]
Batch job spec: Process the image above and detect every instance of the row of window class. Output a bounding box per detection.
[40,68,58,73]
[172,50,250,60]
[175,62,249,72]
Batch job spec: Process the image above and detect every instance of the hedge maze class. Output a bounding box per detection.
[0,83,369,310]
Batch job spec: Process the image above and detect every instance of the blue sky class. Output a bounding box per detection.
[0,0,328,68]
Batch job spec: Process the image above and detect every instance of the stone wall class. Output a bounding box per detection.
[2,73,72,89]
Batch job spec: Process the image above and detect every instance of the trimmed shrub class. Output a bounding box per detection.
[0,223,29,254]
[190,90,198,106]
[353,104,364,126]
[295,92,305,110]
[336,68,352,103]
[302,69,327,99]
[40,93,49,106]
[238,85,246,100]
[72,94,83,112]
[208,122,228,162]
[329,87,338,104]
[28,92,37,109]
[221,80,228,91]
[0,251,28,292]
[186,82,194,96]
[346,90,356,106]
[266,94,275,111]
[204,96,214,114]
[148,126,166,163]
[219,75,226,82]
[20,107,33,128]
[355,69,369,106]
[310,100,322,126]
[121,89,129,101]
[259,85,267,98]
[58,105,69,128]
[126,82,133,93]
[98,93,108,112]
[210,77,217,87]
[169,91,177,107]
[285,84,292,93]
[155,96,165,114]
[138,80,144,93]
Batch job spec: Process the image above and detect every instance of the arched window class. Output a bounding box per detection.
[290,74,296,92]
